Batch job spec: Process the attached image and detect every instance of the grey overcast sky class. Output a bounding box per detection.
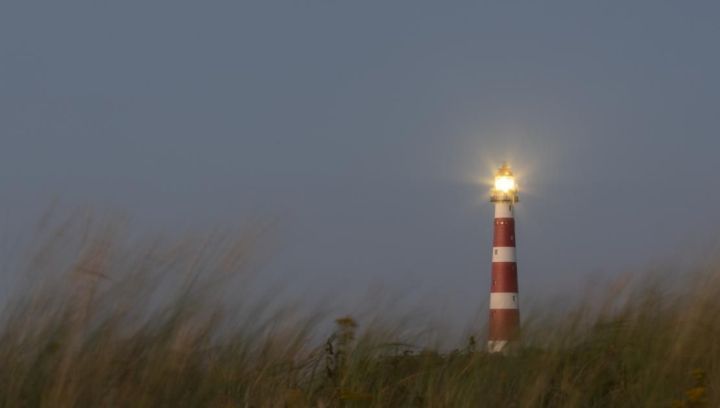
[2,2,720,328]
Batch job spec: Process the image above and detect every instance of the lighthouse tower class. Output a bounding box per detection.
[488,163,520,353]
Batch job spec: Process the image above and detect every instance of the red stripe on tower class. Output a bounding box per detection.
[488,163,520,353]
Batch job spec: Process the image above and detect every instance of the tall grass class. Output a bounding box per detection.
[0,213,718,407]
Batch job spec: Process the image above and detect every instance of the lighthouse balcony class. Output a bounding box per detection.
[490,194,519,203]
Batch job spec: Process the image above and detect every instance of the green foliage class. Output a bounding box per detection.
[1,215,719,406]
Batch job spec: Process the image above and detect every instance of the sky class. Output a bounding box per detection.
[2,1,720,332]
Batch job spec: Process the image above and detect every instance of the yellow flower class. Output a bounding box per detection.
[685,386,706,403]
[691,369,706,384]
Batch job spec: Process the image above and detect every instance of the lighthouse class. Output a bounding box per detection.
[488,163,520,353]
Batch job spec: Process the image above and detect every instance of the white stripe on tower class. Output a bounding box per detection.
[489,293,519,309]
[494,203,514,218]
[492,247,516,262]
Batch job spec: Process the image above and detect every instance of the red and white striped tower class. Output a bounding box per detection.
[488,163,520,353]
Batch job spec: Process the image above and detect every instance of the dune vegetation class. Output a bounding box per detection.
[0,213,717,407]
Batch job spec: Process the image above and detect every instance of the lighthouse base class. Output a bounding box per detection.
[487,340,519,354]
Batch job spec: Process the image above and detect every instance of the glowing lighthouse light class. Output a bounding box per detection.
[488,163,520,353]
[494,175,516,193]
[491,163,519,198]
